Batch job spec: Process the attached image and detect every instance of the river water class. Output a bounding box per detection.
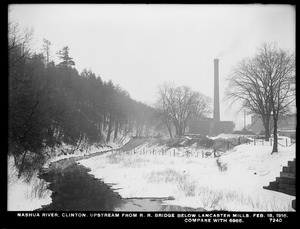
[37,151,206,211]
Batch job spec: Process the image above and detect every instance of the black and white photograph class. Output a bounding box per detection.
[6,3,296,225]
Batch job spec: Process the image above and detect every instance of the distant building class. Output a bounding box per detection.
[250,114,296,138]
[188,118,213,136]
[187,59,235,136]
[278,114,296,139]
[215,121,235,134]
[212,59,235,135]
[250,115,264,134]
[187,118,234,136]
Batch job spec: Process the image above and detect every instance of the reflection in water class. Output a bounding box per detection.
[40,164,125,211]
[38,157,206,211]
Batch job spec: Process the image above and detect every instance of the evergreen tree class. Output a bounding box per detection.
[57,46,75,67]
[8,23,163,177]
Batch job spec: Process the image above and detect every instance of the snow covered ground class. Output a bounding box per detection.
[79,139,296,211]
[7,136,295,211]
[7,156,52,211]
[7,142,121,211]
[42,142,121,169]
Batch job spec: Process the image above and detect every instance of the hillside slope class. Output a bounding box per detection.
[79,137,296,211]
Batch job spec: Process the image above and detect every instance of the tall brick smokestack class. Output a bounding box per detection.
[213,58,220,123]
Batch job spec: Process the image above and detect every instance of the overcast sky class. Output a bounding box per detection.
[9,4,295,130]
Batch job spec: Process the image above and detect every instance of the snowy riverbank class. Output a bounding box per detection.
[78,141,296,211]
[7,142,121,211]
[7,156,52,211]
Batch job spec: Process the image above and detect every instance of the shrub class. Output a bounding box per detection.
[178,179,197,197]
[14,152,47,182]
[216,158,227,172]
[30,179,50,199]
[146,169,186,183]
[196,137,214,149]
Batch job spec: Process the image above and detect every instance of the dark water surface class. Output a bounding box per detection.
[39,163,125,211]
[38,151,205,211]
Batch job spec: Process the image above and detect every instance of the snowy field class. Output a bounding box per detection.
[7,142,121,211]
[7,136,295,211]
[79,138,296,211]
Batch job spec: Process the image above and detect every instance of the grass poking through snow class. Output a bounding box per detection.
[79,143,295,211]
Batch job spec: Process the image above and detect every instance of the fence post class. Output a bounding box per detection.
[262,139,264,146]
[254,138,256,146]
[238,137,241,145]
[286,138,288,147]
[173,149,175,157]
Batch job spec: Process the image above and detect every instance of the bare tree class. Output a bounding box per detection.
[226,43,295,153]
[262,44,295,153]
[42,38,51,67]
[225,54,273,141]
[156,83,211,138]
[8,22,34,68]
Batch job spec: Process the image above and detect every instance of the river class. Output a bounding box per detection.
[37,151,206,211]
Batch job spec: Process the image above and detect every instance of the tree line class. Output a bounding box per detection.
[8,22,162,177]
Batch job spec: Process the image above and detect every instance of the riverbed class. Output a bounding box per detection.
[37,151,205,211]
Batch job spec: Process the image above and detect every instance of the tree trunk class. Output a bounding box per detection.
[264,122,271,141]
[72,134,83,153]
[183,120,187,136]
[164,116,173,138]
[174,120,180,138]
[167,125,173,138]
[18,151,28,178]
[113,122,119,142]
[124,121,129,136]
[272,115,278,154]
[178,122,183,138]
[102,114,107,132]
[98,119,102,136]
[13,153,18,167]
[262,116,271,141]
[106,114,113,143]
